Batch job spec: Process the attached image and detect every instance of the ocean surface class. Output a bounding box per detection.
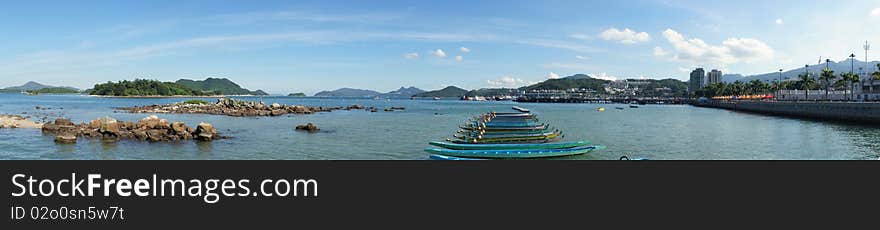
[1,93,879,160]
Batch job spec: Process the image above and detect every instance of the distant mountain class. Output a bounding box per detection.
[520,74,610,91]
[175,78,268,95]
[314,88,382,97]
[0,81,79,92]
[723,60,880,83]
[288,93,306,97]
[564,74,593,80]
[380,86,425,98]
[465,88,519,97]
[413,86,469,98]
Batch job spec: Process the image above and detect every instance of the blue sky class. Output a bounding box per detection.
[1,0,879,94]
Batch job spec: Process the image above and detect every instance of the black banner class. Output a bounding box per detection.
[3,161,879,228]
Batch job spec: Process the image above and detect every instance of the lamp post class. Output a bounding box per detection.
[778,69,783,94]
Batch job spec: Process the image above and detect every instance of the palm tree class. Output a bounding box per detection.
[732,81,745,98]
[870,63,880,94]
[748,80,763,95]
[871,63,880,97]
[798,73,816,101]
[819,68,835,100]
[849,73,860,101]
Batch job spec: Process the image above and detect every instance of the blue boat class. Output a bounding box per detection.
[424,145,603,158]
[429,141,590,150]
[429,154,487,160]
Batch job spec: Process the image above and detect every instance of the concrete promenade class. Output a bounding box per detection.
[691,100,880,124]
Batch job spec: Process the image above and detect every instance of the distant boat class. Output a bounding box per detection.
[511,106,530,113]
[615,107,624,110]
[597,107,605,112]
[433,97,441,100]
[629,105,639,108]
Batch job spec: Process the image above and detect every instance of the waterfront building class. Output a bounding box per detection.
[707,69,722,85]
[688,68,705,93]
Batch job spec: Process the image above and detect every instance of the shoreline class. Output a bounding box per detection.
[692,100,880,124]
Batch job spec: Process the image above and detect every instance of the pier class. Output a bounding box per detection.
[691,100,880,124]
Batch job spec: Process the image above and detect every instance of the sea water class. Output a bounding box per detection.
[1,93,878,160]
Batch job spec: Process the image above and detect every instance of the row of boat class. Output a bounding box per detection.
[425,107,603,159]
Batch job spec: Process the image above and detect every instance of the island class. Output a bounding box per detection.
[88,79,219,96]
[412,86,469,98]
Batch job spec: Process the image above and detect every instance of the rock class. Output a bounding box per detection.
[95,117,119,135]
[157,119,171,129]
[138,115,160,129]
[132,130,148,141]
[54,118,74,126]
[54,134,76,144]
[271,109,287,116]
[391,107,405,110]
[171,122,188,134]
[195,122,217,141]
[370,108,378,112]
[146,129,167,142]
[293,106,312,114]
[295,123,319,132]
[271,103,282,109]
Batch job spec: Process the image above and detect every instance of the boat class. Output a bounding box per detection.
[457,128,553,135]
[463,121,540,128]
[448,136,563,144]
[511,106,530,113]
[453,131,561,141]
[424,145,602,158]
[429,141,590,150]
[429,154,487,160]
[459,124,548,131]
[629,105,639,108]
[615,107,624,110]
[451,132,561,143]
[433,97,441,100]
[597,107,605,111]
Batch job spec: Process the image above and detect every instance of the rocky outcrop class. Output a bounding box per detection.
[0,115,43,129]
[41,116,223,143]
[295,123,319,132]
[119,98,397,117]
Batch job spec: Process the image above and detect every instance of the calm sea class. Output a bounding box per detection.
[1,93,878,160]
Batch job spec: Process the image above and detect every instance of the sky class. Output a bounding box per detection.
[1,0,879,94]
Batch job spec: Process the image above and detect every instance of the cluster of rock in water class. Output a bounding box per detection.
[41,115,221,144]
[120,98,405,117]
[0,115,43,129]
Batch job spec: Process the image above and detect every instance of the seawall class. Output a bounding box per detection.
[691,100,880,124]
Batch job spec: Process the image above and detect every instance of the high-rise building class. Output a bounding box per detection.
[689,68,705,93]
[707,69,722,85]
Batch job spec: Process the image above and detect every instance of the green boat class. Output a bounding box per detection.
[429,141,590,150]
[424,145,603,158]
[459,124,548,131]
[453,130,561,140]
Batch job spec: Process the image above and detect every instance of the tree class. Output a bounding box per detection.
[849,73,860,101]
[798,73,816,101]
[819,68,835,100]
[871,63,880,96]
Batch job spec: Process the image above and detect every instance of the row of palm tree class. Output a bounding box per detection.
[703,63,880,100]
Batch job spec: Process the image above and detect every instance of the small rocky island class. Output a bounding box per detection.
[119,98,404,117]
[41,115,221,144]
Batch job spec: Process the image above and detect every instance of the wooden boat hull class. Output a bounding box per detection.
[429,141,590,150]
[424,145,602,158]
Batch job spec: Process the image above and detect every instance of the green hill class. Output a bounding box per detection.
[520,75,610,92]
[175,78,268,95]
[288,93,306,97]
[413,86,469,98]
[89,79,216,96]
[27,87,81,94]
[465,88,519,97]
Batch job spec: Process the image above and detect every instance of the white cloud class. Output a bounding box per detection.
[460,47,470,53]
[403,53,419,59]
[431,49,447,58]
[872,8,880,16]
[455,55,463,61]
[653,47,668,57]
[590,73,617,81]
[487,76,531,88]
[575,55,588,60]
[599,28,650,44]
[660,29,774,66]
[775,18,784,25]
[547,72,560,79]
